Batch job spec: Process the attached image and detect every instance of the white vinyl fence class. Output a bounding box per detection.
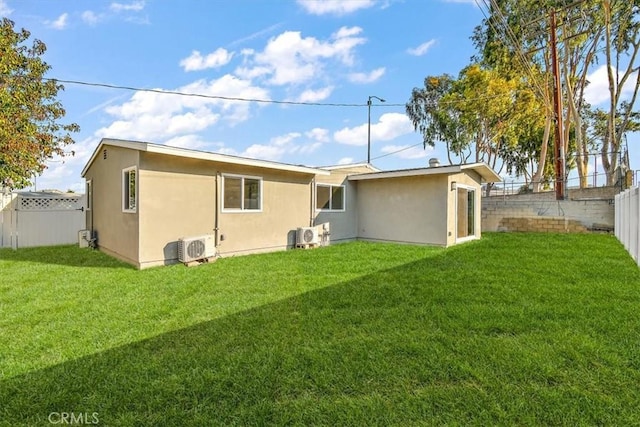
[1,191,86,249]
[615,186,640,266]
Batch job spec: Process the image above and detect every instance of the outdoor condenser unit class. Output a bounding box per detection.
[178,234,216,263]
[297,227,319,246]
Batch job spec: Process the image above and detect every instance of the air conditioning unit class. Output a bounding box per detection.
[178,234,216,263]
[297,227,319,246]
[78,229,92,248]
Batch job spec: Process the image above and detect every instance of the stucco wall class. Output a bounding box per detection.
[138,153,315,262]
[138,153,217,267]
[217,168,313,256]
[356,175,449,245]
[314,165,373,243]
[84,145,140,266]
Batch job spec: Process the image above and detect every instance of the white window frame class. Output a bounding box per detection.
[454,183,477,243]
[122,166,137,213]
[86,180,92,211]
[222,174,263,213]
[315,184,346,212]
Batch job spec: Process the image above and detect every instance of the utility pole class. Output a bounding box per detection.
[367,95,385,164]
[550,9,566,200]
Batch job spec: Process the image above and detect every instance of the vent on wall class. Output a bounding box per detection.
[178,234,216,263]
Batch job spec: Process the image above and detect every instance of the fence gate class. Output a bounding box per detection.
[1,192,86,249]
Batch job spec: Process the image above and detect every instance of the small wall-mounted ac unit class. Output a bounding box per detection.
[178,234,216,263]
[297,227,319,246]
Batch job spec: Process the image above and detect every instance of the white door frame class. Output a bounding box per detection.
[454,183,478,243]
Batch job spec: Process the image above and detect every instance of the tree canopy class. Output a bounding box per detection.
[407,0,640,190]
[0,18,79,189]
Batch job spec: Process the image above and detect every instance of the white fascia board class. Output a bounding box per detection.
[320,163,381,172]
[348,163,502,183]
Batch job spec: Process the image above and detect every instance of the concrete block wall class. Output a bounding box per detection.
[496,217,588,233]
[482,187,616,233]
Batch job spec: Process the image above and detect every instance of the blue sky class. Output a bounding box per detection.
[1,0,632,192]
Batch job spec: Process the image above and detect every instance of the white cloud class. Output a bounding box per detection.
[296,142,323,155]
[271,132,301,146]
[297,0,376,15]
[235,65,271,80]
[95,74,269,142]
[36,137,99,192]
[334,113,413,146]
[0,0,13,15]
[81,11,100,25]
[295,86,334,103]
[334,26,363,38]
[584,65,639,106]
[179,75,271,123]
[110,1,145,12]
[180,48,234,72]
[229,130,325,162]
[306,128,330,142]
[242,144,286,161]
[47,13,69,30]
[337,157,355,165]
[241,26,366,86]
[407,39,437,56]
[380,144,431,160]
[95,109,220,141]
[348,67,385,84]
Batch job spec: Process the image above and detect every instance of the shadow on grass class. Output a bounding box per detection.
[1,234,639,426]
[0,245,135,269]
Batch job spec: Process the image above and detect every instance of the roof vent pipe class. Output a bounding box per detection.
[429,158,441,168]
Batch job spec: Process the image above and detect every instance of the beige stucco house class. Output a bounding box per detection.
[81,138,500,268]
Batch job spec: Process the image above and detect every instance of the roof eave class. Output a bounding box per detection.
[81,138,329,177]
[460,163,502,183]
[348,163,502,182]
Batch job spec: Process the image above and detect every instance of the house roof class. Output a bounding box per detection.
[81,138,330,177]
[347,162,502,183]
[320,163,381,173]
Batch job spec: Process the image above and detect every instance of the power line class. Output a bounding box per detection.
[41,77,409,108]
[3,74,539,110]
[477,0,550,105]
[369,141,425,161]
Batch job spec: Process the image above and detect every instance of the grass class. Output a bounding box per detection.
[0,233,639,425]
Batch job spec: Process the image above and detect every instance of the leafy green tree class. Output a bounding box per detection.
[0,18,79,189]
[405,74,466,165]
[472,0,640,189]
[406,64,545,194]
[600,0,640,185]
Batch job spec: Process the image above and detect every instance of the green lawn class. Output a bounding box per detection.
[1,233,639,426]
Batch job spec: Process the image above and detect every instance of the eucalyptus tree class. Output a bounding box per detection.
[406,64,544,195]
[405,74,467,165]
[472,0,640,189]
[600,0,640,185]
